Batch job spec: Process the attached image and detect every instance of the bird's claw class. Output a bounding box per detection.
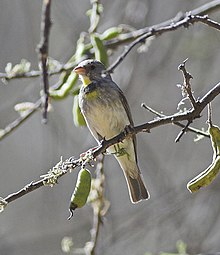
[124,124,135,138]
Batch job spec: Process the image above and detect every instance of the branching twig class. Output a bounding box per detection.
[105,0,220,48]
[141,103,209,138]
[106,14,220,73]
[37,0,52,123]
[178,59,197,109]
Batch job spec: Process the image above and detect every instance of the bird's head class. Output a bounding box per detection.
[74,59,110,86]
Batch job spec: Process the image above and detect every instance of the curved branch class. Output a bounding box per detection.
[106,14,220,73]
[106,0,220,48]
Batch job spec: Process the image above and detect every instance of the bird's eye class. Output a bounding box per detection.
[90,64,96,70]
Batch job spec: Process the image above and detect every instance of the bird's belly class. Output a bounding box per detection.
[82,97,137,169]
[84,100,130,140]
[87,103,135,159]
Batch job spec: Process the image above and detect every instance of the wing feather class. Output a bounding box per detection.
[111,82,138,164]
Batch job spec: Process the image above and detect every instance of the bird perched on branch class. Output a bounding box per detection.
[74,59,149,203]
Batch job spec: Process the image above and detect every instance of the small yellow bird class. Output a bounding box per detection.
[74,59,149,203]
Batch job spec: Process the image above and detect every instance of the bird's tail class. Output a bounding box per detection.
[124,168,150,203]
[109,141,150,203]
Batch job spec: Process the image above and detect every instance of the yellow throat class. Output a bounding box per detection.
[80,75,92,87]
[80,75,98,99]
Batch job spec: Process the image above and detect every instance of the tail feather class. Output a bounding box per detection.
[111,140,150,203]
[126,171,150,203]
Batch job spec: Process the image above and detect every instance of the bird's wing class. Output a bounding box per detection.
[112,82,138,163]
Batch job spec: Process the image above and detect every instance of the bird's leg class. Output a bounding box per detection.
[110,125,135,159]
[112,144,130,159]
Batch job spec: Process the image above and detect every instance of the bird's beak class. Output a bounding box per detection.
[74,66,86,75]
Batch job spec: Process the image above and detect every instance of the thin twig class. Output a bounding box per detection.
[37,0,52,123]
[190,14,220,30]
[175,120,192,143]
[141,103,209,138]
[207,103,213,126]
[0,62,75,81]
[178,59,197,109]
[106,14,220,73]
[0,99,42,141]
[0,78,64,142]
[141,103,162,117]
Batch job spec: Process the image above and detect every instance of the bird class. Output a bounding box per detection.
[74,59,150,203]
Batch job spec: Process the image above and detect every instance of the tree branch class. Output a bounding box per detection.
[141,103,209,138]
[2,157,81,205]
[106,14,220,73]
[37,0,52,123]
[105,0,220,48]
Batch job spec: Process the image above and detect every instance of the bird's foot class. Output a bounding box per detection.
[112,144,130,159]
[124,124,135,138]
